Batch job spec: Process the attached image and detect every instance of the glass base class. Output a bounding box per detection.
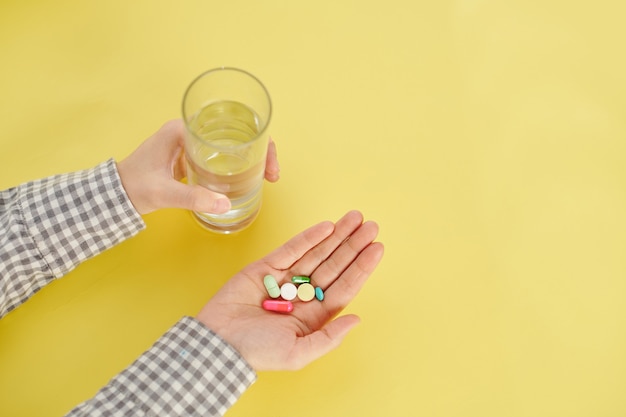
[191,208,259,234]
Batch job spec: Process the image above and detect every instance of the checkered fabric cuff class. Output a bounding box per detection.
[0,159,145,317]
[66,316,257,417]
[22,158,145,278]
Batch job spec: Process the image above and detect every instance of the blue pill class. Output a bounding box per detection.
[315,286,324,301]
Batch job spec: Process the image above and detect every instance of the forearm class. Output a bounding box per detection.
[64,317,256,417]
[0,159,145,318]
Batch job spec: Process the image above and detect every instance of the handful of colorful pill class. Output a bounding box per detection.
[262,274,324,313]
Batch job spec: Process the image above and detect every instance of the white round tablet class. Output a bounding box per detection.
[280,282,298,301]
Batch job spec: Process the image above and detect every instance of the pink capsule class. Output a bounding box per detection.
[262,299,294,313]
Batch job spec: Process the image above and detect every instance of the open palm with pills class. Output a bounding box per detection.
[196,210,384,371]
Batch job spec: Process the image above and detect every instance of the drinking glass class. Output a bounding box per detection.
[182,67,272,233]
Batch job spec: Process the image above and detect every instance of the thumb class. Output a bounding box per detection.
[165,181,231,213]
[289,314,361,370]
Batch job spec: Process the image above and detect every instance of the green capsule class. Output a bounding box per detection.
[263,275,281,298]
[291,275,311,284]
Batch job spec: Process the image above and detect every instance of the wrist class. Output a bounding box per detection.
[115,158,151,215]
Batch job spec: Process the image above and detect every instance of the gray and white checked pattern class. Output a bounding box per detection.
[66,317,256,417]
[0,159,145,318]
[2,160,257,415]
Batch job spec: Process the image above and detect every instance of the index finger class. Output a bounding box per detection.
[264,220,335,271]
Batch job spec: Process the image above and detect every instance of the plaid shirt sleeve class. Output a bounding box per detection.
[0,159,145,318]
[1,160,257,416]
[65,316,257,417]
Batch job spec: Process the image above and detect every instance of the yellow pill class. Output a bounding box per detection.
[297,283,316,302]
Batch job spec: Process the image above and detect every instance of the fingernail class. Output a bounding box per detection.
[213,198,231,213]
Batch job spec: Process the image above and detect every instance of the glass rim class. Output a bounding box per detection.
[182,66,273,150]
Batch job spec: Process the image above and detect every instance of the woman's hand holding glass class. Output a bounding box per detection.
[117,119,279,215]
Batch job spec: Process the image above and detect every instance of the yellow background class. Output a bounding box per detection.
[1,1,625,416]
